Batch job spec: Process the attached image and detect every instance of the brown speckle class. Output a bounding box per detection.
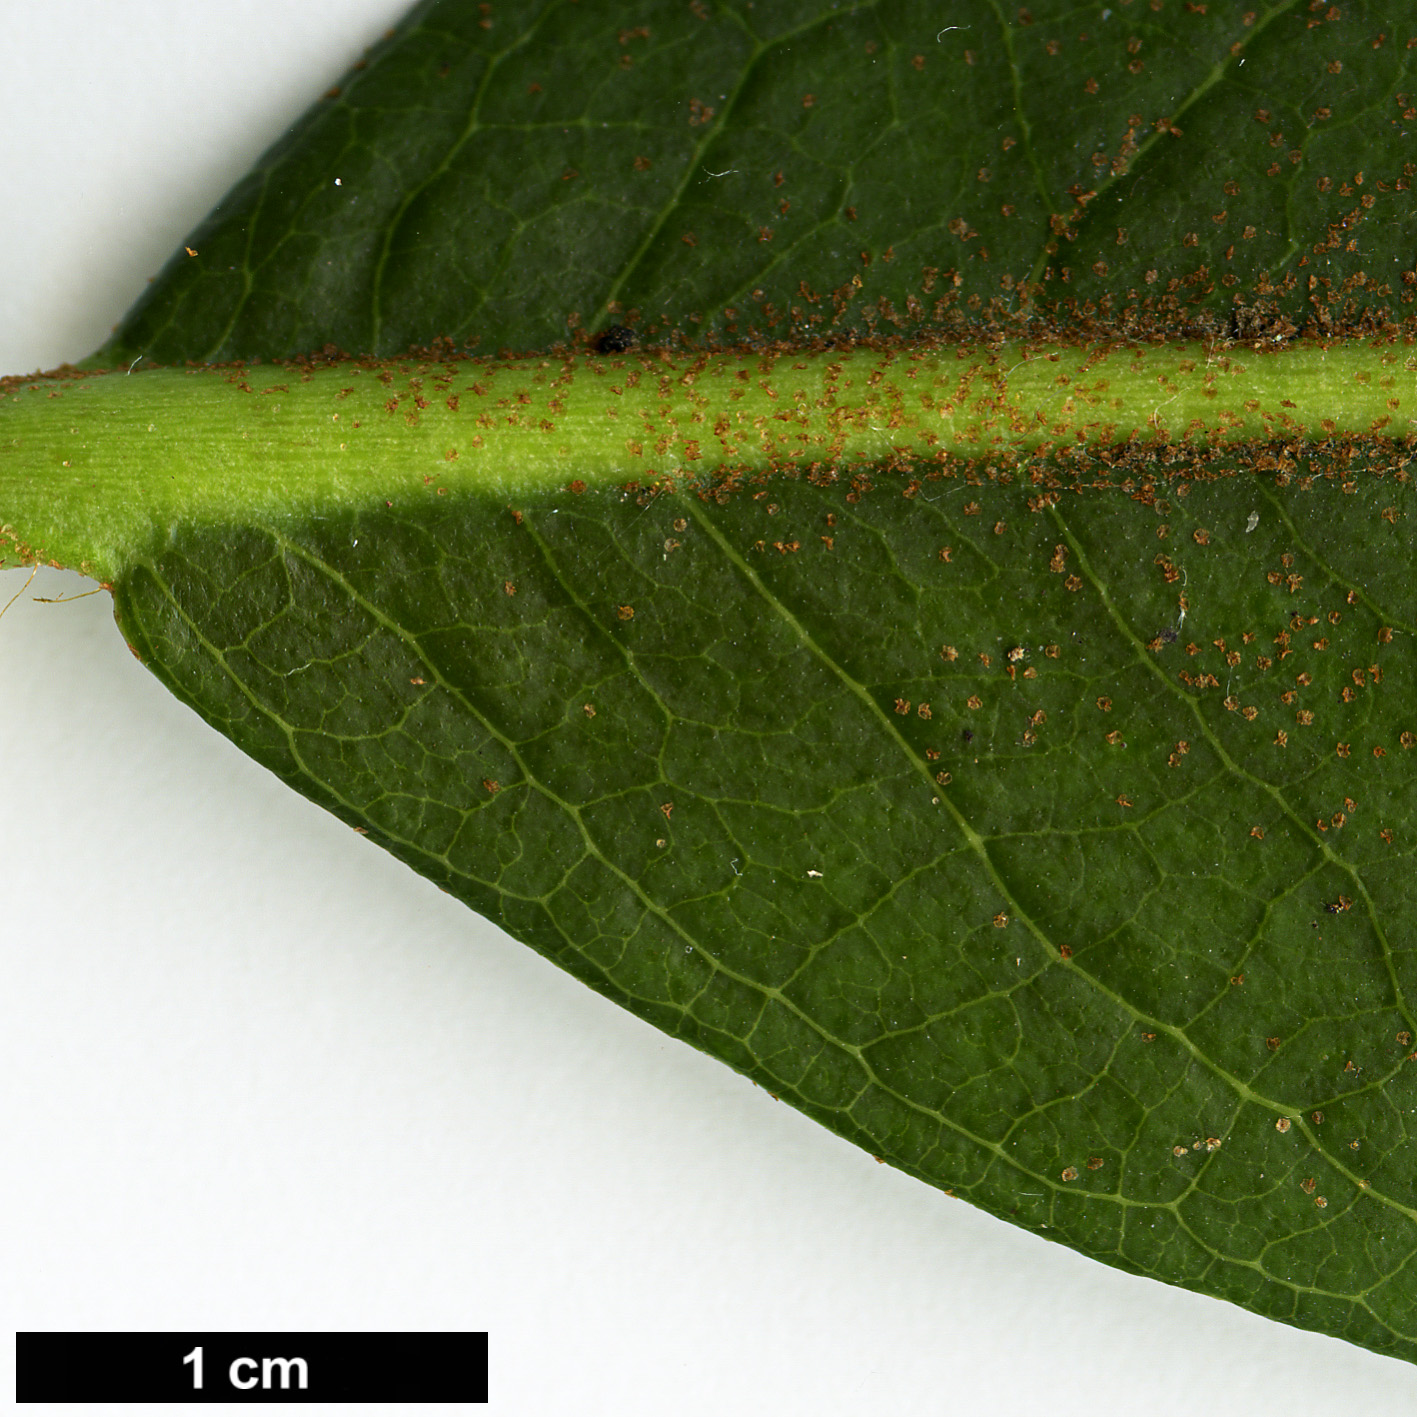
[1061,1166,1079,1182]
[1276,1116,1292,1132]
[617,604,635,620]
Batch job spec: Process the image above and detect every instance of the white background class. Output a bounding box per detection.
[0,4,1411,1412]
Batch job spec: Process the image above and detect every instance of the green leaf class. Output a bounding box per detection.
[92,0,1417,364]
[8,0,1417,1395]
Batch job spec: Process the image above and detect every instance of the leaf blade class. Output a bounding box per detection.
[94,0,1417,367]
[41,0,1417,1377]
[93,452,1417,1361]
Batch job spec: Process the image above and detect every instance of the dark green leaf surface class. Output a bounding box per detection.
[109,462,1417,1360]
[66,0,1417,1365]
[96,0,1417,365]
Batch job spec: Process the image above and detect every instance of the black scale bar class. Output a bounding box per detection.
[16,1332,487,1403]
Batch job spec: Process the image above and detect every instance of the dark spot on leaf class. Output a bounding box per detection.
[594,325,637,353]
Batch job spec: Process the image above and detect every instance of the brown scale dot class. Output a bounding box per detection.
[1061,1166,1079,1182]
